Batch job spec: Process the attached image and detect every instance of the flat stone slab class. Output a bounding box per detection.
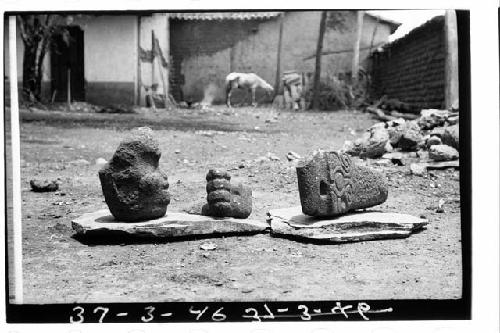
[267,206,428,243]
[72,209,268,240]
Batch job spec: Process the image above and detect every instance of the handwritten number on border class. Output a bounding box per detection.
[93,306,109,323]
[70,306,85,323]
[243,308,261,322]
[298,305,311,320]
[212,307,227,321]
[141,306,155,322]
[189,306,209,321]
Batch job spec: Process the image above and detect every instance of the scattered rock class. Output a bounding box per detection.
[346,126,390,159]
[296,150,388,217]
[30,179,59,192]
[430,126,447,138]
[286,151,301,161]
[398,121,423,151]
[410,163,427,176]
[98,127,171,222]
[69,158,90,165]
[429,145,459,162]
[382,152,405,166]
[201,169,252,219]
[426,160,460,170]
[441,124,459,149]
[418,109,450,130]
[267,152,280,161]
[200,242,217,251]
[95,157,107,167]
[426,136,442,147]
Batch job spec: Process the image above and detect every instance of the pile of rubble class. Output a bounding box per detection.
[343,109,460,175]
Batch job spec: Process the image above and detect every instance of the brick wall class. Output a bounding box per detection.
[371,16,445,110]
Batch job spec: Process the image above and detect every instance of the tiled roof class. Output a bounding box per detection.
[169,12,282,20]
[365,12,401,34]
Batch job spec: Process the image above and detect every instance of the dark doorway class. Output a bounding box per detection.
[50,26,85,102]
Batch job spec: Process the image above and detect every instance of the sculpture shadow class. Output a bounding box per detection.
[71,229,270,246]
[269,226,427,246]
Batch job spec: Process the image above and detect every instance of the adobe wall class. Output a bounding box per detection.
[370,16,446,110]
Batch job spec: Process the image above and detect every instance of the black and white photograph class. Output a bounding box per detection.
[1,1,498,330]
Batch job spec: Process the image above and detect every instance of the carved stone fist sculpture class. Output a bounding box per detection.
[202,169,252,219]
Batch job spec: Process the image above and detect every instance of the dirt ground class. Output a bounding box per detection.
[6,105,462,303]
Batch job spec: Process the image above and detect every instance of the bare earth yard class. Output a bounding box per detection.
[7,106,462,303]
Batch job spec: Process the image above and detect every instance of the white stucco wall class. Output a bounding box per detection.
[83,15,137,83]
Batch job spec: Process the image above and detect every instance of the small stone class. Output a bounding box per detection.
[267,152,280,161]
[398,121,423,151]
[426,136,442,147]
[418,109,450,130]
[441,124,459,149]
[174,149,181,154]
[296,150,388,217]
[200,242,217,251]
[410,163,427,176]
[70,158,90,165]
[429,145,459,162]
[98,127,170,222]
[95,157,107,167]
[30,179,59,192]
[286,151,301,161]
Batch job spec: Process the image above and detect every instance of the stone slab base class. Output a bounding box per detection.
[267,206,428,243]
[72,209,268,240]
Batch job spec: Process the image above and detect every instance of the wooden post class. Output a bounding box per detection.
[312,11,328,110]
[136,16,142,105]
[151,30,156,92]
[274,12,284,95]
[444,10,459,109]
[9,15,23,304]
[66,68,71,108]
[352,11,364,83]
[164,13,170,101]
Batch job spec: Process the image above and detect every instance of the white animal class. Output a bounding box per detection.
[225,72,274,107]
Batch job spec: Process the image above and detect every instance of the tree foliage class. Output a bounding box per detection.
[17,14,70,102]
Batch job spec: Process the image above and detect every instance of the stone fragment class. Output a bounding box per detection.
[398,121,423,151]
[202,169,252,219]
[286,151,302,161]
[429,144,459,162]
[386,118,406,146]
[446,115,459,125]
[98,127,170,222]
[72,209,267,241]
[296,150,388,217]
[430,126,446,138]
[30,179,59,192]
[268,206,428,243]
[426,136,442,147]
[410,163,427,176]
[441,124,459,149]
[346,126,390,159]
[426,160,459,170]
[95,157,107,167]
[382,152,404,166]
[418,109,450,130]
[70,158,90,165]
